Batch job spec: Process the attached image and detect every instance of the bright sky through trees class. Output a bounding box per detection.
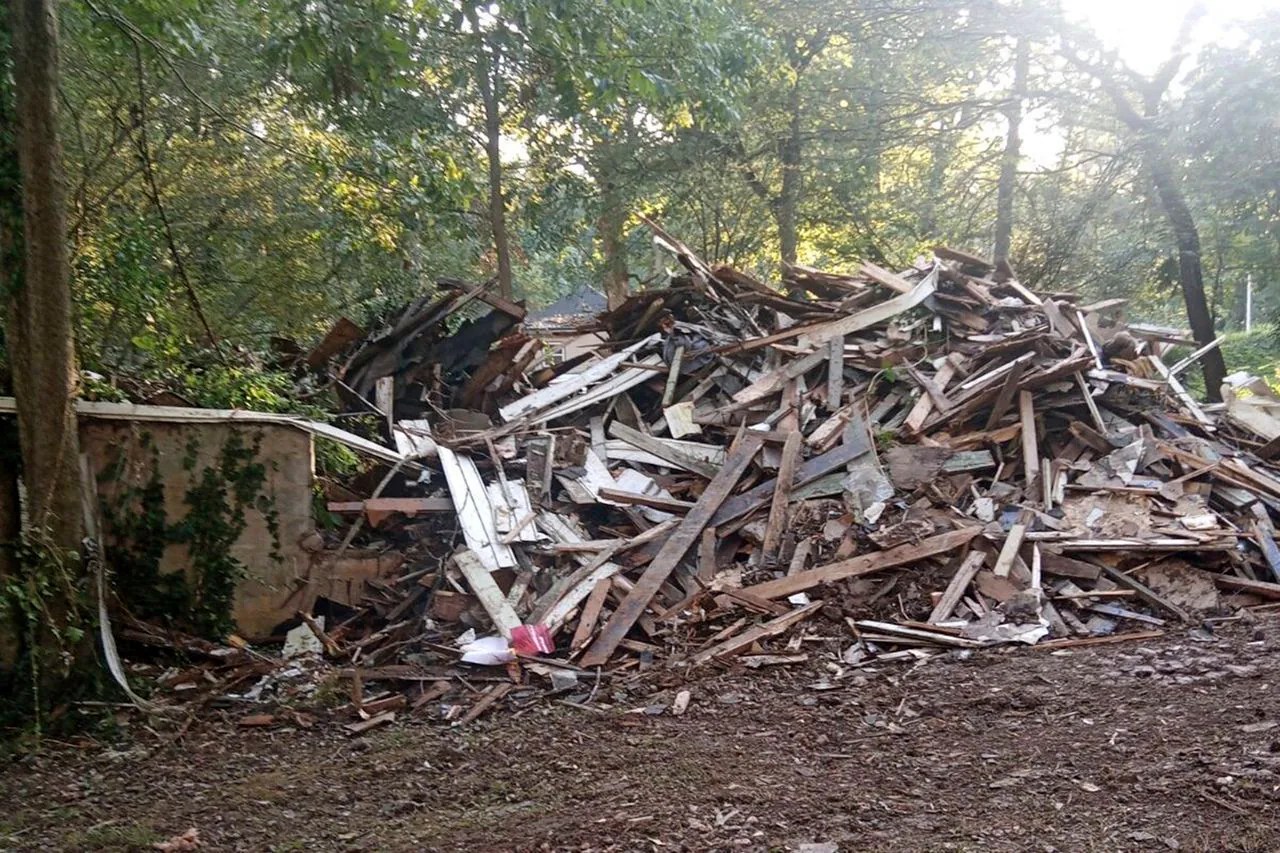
[1064,0,1278,72]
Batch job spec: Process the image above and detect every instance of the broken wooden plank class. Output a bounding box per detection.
[826,336,845,408]
[344,710,396,735]
[689,601,823,666]
[1018,391,1039,489]
[1038,551,1102,581]
[761,431,802,562]
[741,527,981,601]
[1075,372,1108,434]
[928,551,985,624]
[854,620,985,648]
[798,267,938,347]
[1032,631,1163,650]
[991,523,1027,579]
[905,354,963,433]
[596,488,694,513]
[1213,573,1280,600]
[1077,310,1104,369]
[860,260,915,295]
[732,349,828,408]
[328,497,455,517]
[721,267,939,355]
[499,335,657,422]
[580,435,765,667]
[438,445,516,572]
[1253,522,1280,583]
[1098,565,1191,623]
[984,359,1027,430]
[454,683,513,726]
[609,421,723,479]
[453,550,522,638]
[569,579,612,652]
[1150,353,1213,428]
[712,429,870,527]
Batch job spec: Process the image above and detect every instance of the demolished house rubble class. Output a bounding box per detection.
[121,222,1280,729]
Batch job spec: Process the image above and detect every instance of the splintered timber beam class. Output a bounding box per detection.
[739,527,981,601]
[717,266,939,354]
[761,430,803,560]
[711,429,870,527]
[580,435,765,667]
[928,551,986,624]
[689,600,824,666]
[1018,390,1039,488]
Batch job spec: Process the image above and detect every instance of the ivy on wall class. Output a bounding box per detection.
[103,428,281,638]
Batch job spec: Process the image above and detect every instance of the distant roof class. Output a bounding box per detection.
[528,286,607,326]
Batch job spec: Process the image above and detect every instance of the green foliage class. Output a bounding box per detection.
[41,0,1280,399]
[1178,324,1280,399]
[0,532,95,733]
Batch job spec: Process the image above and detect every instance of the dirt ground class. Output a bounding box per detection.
[3,618,1280,853]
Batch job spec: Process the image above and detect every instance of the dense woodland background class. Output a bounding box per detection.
[0,0,1274,409]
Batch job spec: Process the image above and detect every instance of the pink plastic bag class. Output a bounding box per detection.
[509,624,554,655]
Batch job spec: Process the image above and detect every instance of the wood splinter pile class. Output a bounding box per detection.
[164,222,1280,727]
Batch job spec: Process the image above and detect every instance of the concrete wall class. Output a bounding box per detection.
[84,420,315,637]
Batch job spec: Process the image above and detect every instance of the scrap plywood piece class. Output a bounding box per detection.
[663,401,702,439]
[580,435,764,667]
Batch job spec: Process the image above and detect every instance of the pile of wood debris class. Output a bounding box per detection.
[135,223,1280,730]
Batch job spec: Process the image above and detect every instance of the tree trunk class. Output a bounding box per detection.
[468,11,513,300]
[1229,273,1248,330]
[1145,146,1228,401]
[0,418,19,674]
[598,179,628,310]
[775,80,802,269]
[4,0,83,553]
[993,37,1028,264]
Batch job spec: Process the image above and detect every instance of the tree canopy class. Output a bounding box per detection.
[4,0,1280,392]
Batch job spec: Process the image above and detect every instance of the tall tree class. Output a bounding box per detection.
[993,35,1028,264]
[463,3,515,299]
[1066,6,1228,400]
[2,0,83,553]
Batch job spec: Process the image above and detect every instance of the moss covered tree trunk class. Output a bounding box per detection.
[1,0,88,708]
[4,0,82,551]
